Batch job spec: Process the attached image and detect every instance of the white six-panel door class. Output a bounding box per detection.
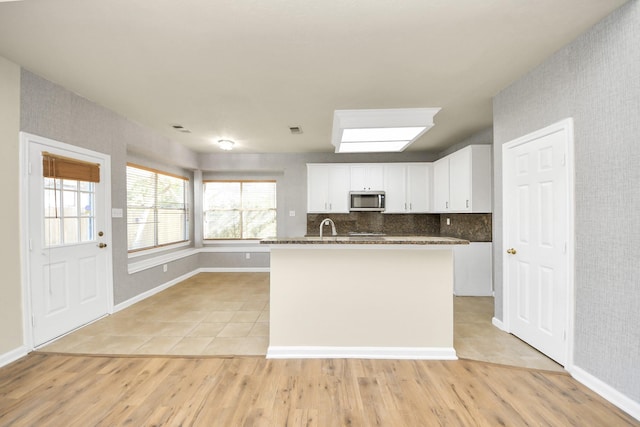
[503,120,573,366]
[24,133,112,347]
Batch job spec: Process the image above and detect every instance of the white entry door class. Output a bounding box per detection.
[503,119,573,366]
[25,133,112,347]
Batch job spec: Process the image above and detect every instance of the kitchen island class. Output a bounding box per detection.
[261,235,468,360]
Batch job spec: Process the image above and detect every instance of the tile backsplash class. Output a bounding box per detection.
[307,212,491,242]
[438,213,492,242]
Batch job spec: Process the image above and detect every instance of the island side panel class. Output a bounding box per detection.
[269,247,453,350]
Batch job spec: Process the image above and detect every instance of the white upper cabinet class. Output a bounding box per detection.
[383,163,431,213]
[449,148,472,211]
[350,164,384,191]
[382,164,407,213]
[433,145,492,213]
[407,163,431,213]
[433,157,450,211]
[307,164,350,213]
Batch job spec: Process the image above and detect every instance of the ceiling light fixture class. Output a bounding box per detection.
[331,108,441,153]
[217,139,235,151]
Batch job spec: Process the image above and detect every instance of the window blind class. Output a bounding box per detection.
[42,152,100,183]
[126,163,189,251]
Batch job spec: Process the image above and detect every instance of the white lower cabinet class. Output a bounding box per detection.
[453,242,493,296]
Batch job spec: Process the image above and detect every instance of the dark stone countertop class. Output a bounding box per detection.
[260,235,469,245]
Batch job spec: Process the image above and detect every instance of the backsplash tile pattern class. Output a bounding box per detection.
[438,213,492,242]
[307,212,491,241]
[307,213,440,236]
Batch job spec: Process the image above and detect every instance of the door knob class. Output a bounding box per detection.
[506,248,517,255]
[98,243,108,248]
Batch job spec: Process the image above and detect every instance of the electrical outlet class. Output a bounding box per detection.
[289,210,295,217]
[163,264,168,272]
[245,253,251,260]
[446,217,451,226]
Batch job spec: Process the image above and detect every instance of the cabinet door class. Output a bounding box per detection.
[328,164,350,213]
[449,148,471,211]
[307,164,330,212]
[383,164,407,213]
[407,163,430,212]
[350,164,384,191]
[433,157,450,212]
[366,165,384,190]
[454,242,493,296]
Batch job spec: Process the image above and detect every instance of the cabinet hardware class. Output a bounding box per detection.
[506,248,517,255]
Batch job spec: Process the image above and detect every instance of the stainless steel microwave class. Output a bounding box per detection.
[349,191,385,212]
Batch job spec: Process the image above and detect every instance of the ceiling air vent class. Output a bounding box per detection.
[172,124,191,133]
[289,126,303,134]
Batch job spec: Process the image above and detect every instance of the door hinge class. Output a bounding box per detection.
[563,242,567,254]
[31,315,35,327]
[561,153,566,166]
[29,239,33,251]
[28,161,32,175]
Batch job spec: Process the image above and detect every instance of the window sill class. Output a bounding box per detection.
[127,242,270,274]
[128,247,197,274]
[128,241,191,259]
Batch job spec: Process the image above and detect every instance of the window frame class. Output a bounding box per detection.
[126,163,190,253]
[202,179,277,241]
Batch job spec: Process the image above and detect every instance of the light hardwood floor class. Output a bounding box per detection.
[40,272,562,372]
[1,353,637,426]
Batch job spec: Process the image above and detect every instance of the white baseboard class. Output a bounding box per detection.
[114,270,201,312]
[0,345,29,369]
[492,317,507,331]
[266,346,458,360]
[570,365,640,421]
[199,267,270,273]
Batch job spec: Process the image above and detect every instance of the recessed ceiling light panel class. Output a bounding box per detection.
[341,127,426,143]
[331,108,440,153]
[217,139,235,151]
[337,141,411,153]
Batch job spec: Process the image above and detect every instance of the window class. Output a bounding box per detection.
[126,164,189,252]
[203,181,276,239]
[44,178,96,247]
[42,152,100,248]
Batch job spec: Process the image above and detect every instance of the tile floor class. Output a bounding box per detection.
[41,272,270,356]
[40,272,563,372]
[454,296,563,371]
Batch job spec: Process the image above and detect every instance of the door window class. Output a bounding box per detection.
[44,178,96,247]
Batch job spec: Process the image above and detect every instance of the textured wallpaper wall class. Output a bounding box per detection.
[20,71,200,304]
[493,1,639,402]
[18,71,442,304]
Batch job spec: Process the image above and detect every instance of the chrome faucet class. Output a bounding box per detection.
[319,218,337,238]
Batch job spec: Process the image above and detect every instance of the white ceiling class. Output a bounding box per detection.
[0,0,627,154]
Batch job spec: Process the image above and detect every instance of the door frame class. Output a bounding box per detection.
[19,132,114,350]
[501,118,575,369]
